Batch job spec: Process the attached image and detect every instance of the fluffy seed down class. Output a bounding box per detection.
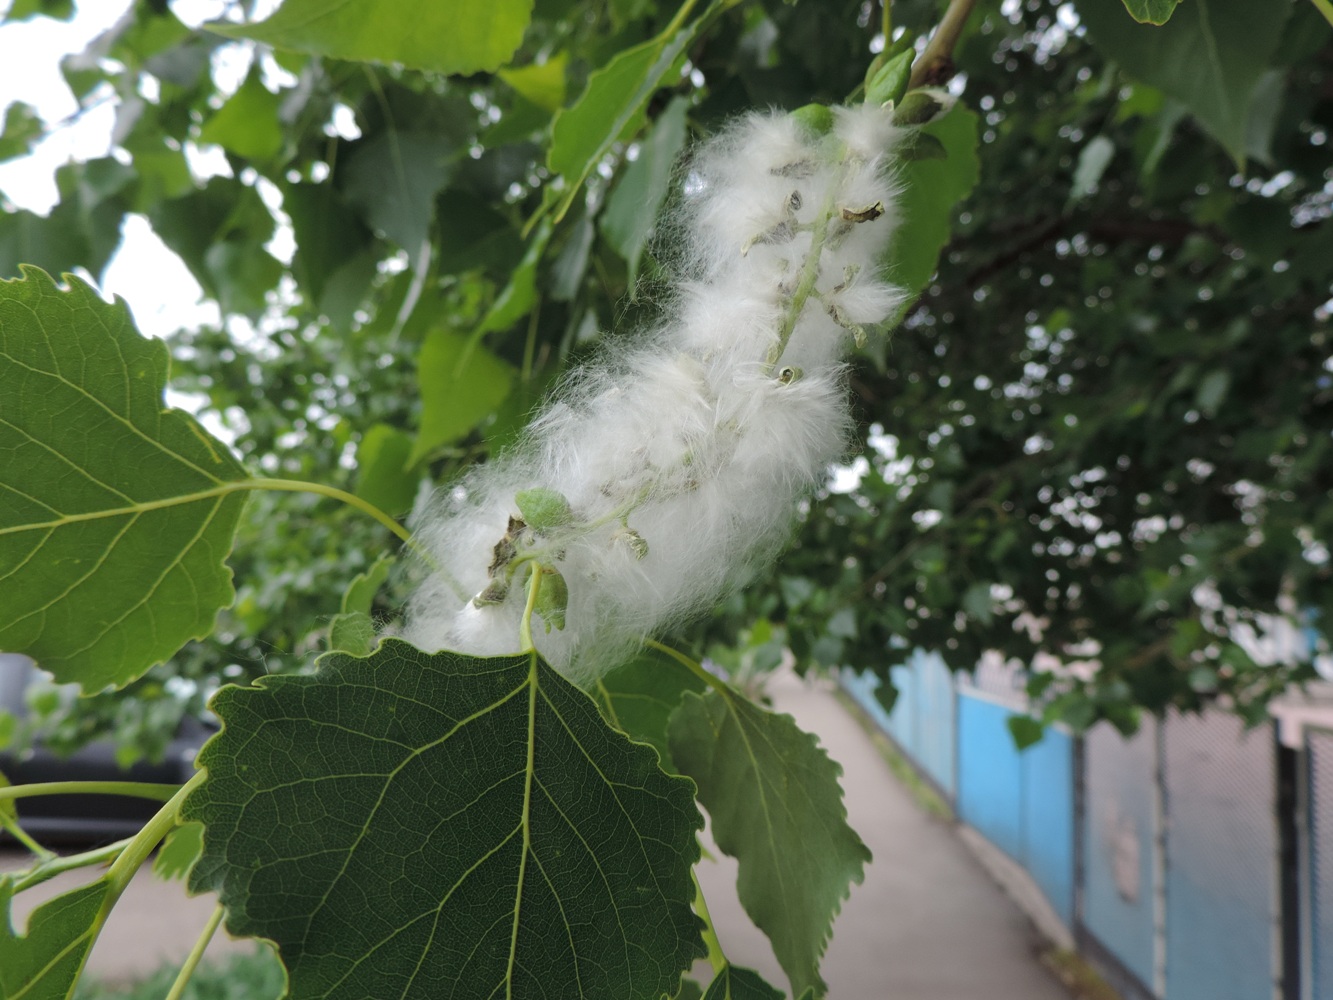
[404,104,907,684]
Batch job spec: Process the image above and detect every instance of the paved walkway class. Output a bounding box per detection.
[4,671,1072,998]
[692,669,1074,999]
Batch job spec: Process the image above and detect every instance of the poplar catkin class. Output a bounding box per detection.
[404,104,907,685]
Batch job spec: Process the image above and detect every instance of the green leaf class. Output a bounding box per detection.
[0,268,248,692]
[283,182,376,313]
[1076,0,1290,164]
[498,53,569,113]
[882,105,980,326]
[547,11,703,221]
[0,102,43,163]
[355,423,418,516]
[1069,135,1115,202]
[327,610,377,656]
[1006,715,1045,751]
[0,771,16,829]
[514,487,574,530]
[865,49,913,107]
[2,0,73,22]
[149,178,281,317]
[184,640,706,1000]
[701,965,785,1000]
[668,689,870,998]
[409,329,515,466]
[0,875,111,1000]
[533,564,569,632]
[593,652,707,772]
[338,553,396,620]
[197,68,284,162]
[207,0,534,75]
[152,820,204,882]
[601,96,690,291]
[1120,0,1182,24]
[0,159,133,281]
[341,132,457,255]
[1195,368,1231,417]
[476,218,553,337]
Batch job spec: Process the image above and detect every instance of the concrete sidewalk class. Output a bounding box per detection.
[4,671,1073,998]
[690,668,1074,999]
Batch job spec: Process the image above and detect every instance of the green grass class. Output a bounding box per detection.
[74,949,285,1000]
[1042,948,1125,1000]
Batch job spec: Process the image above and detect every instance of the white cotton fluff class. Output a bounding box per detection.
[403,103,907,685]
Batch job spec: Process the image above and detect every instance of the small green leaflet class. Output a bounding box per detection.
[0,875,111,1000]
[207,0,535,76]
[185,641,707,1000]
[1120,0,1182,24]
[0,268,248,693]
[669,690,870,999]
[152,821,205,882]
[327,553,395,656]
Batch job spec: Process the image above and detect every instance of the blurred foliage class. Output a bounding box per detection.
[0,0,1329,760]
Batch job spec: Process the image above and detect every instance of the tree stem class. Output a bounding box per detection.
[908,0,977,88]
[10,839,133,893]
[520,566,542,653]
[0,780,181,804]
[164,904,226,1000]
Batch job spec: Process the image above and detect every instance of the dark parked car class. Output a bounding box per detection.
[0,653,212,846]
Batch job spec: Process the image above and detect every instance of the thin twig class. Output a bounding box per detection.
[908,0,978,89]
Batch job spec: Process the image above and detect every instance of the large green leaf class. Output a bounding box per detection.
[668,689,870,999]
[601,96,691,291]
[1120,0,1182,24]
[410,329,516,466]
[593,648,706,772]
[1076,0,1290,164]
[882,106,980,326]
[185,640,706,1000]
[547,9,705,221]
[0,875,111,1000]
[0,268,248,692]
[208,0,534,75]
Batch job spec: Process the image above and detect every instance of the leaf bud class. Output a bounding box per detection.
[514,487,575,531]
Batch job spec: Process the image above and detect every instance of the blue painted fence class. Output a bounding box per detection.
[843,653,1308,1000]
